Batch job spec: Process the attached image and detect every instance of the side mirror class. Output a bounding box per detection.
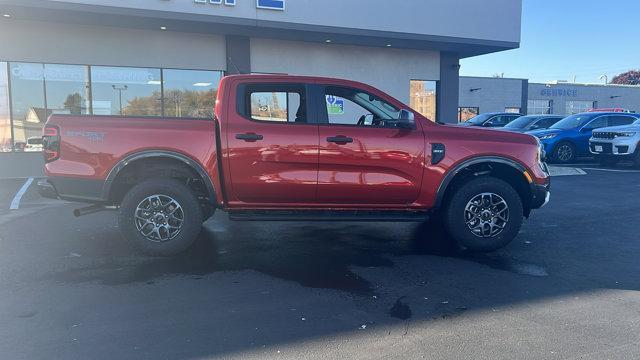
[397,109,415,129]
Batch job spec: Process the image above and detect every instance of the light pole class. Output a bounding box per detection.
[112,85,128,115]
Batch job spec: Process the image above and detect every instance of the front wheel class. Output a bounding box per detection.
[443,177,524,252]
[553,142,576,163]
[119,178,203,256]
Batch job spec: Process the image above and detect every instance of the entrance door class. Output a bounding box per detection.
[316,85,425,205]
[226,82,319,204]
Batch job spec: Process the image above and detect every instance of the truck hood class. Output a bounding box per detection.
[592,124,640,133]
[439,123,538,145]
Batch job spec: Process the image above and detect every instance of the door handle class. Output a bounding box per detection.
[235,133,264,142]
[327,136,353,144]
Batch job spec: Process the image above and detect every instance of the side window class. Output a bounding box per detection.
[486,116,509,127]
[324,86,400,128]
[535,117,559,129]
[583,116,607,130]
[609,116,636,127]
[242,84,306,123]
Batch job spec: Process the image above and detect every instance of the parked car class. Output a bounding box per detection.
[459,112,523,128]
[501,115,564,133]
[589,118,640,166]
[528,112,640,163]
[24,137,44,152]
[39,74,550,256]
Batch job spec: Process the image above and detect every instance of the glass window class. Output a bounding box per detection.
[583,116,607,130]
[162,69,222,119]
[325,86,400,127]
[246,85,306,123]
[0,62,11,152]
[609,116,637,127]
[44,64,90,115]
[534,117,562,129]
[409,80,437,121]
[485,115,512,127]
[91,66,161,116]
[528,100,552,115]
[10,63,46,152]
[458,107,480,122]
[505,107,521,114]
[566,100,595,115]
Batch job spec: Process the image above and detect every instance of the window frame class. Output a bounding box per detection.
[235,82,316,125]
[580,115,609,131]
[315,84,408,130]
[608,115,638,127]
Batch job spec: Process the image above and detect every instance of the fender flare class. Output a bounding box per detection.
[434,156,528,208]
[101,150,216,202]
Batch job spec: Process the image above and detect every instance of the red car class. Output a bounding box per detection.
[39,74,550,256]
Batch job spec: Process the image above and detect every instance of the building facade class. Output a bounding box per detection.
[0,0,522,175]
[459,76,640,121]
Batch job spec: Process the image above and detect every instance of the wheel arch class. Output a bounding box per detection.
[435,156,534,215]
[102,150,216,206]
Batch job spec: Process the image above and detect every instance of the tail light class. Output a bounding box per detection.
[42,125,60,163]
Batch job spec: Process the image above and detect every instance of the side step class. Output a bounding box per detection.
[228,209,430,222]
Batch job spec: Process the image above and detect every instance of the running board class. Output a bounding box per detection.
[228,209,430,222]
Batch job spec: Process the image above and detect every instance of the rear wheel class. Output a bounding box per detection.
[553,142,576,163]
[443,177,524,252]
[119,178,203,256]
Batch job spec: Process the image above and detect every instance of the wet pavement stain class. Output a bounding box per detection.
[389,297,412,320]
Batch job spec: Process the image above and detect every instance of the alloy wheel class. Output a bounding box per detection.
[464,192,510,238]
[134,194,184,242]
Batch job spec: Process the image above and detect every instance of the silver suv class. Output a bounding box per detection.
[590,118,640,166]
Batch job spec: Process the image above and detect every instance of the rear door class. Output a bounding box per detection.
[315,84,425,205]
[225,82,319,204]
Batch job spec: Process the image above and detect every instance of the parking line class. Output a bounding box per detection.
[581,167,640,173]
[9,177,34,210]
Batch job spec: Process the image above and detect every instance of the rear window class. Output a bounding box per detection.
[238,84,307,124]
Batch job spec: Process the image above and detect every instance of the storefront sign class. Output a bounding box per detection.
[193,0,285,10]
[540,88,578,97]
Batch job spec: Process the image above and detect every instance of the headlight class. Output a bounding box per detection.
[538,134,558,140]
[616,132,636,137]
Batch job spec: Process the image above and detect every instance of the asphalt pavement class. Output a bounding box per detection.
[0,166,639,360]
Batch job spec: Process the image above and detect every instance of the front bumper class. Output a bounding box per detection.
[530,181,551,210]
[589,139,638,156]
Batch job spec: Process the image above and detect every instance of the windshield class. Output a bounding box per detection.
[465,114,493,125]
[504,116,537,129]
[550,114,593,130]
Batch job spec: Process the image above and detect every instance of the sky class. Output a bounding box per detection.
[460,0,640,84]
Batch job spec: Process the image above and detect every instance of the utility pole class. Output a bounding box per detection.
[112,85,128,115]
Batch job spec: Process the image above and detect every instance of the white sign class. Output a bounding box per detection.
[193,0,285,11]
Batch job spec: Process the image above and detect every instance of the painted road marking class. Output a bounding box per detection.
[548,166,587,177]
[581,167,640,174]
[9,177,34,210]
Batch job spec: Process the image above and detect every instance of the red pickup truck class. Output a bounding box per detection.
[39,74,550,256]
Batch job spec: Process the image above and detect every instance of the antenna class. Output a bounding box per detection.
[228,56,242,74]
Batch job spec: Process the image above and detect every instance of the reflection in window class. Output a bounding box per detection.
[528,100,552,115]
[91,66,161,116]
[0,62,11,152]
[45,64,90,115]
[250,92,302,122]
[458,107,479,122]
[410,80,437,121]
[163,69,222,118]
[10,63,47,152]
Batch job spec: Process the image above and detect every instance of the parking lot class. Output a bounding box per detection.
[1,164,639,360]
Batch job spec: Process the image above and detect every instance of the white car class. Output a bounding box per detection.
[589,118,640,166]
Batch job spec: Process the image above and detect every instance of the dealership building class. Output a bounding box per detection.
[457,76,640,121]
[0,0,522,175]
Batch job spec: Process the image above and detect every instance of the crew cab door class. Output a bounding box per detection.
[225,82,319,204]
[315,84,425,205]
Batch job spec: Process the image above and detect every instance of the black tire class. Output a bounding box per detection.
[553,141,576,164]
[598,155,619,167]
[443,177,523,252]
[119,178,203,256]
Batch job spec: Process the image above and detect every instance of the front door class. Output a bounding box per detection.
[315,84,425,205]
[226,82,319,204]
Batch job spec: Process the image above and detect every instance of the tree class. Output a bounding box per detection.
[64,93,83,115]
[610,70,640,85]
